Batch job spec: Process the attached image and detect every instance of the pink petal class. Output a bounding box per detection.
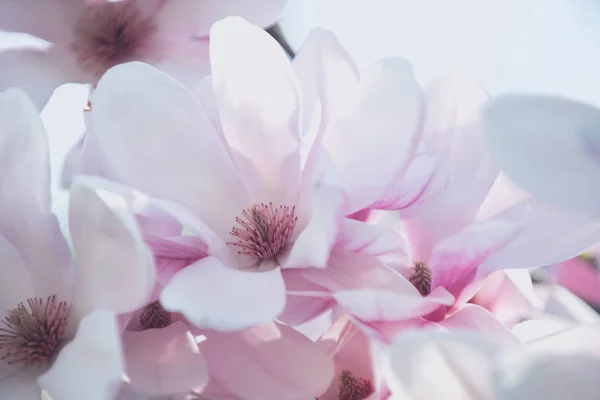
[0,1,82,43]
[91,61,249,240]
[292,28,359,135]
[38,310,124,400]
[160,257,286,331]
[429,219,521,298]
[151,0,205,38]
[371,152,453,211]
[317,315,375,400]
[333,286,455,324]
[482,95,600,215]
[386,330,503,400]
[0,46,85,110]
[283,181,345,269]
[556,258,600,307]
[480,198,600,274]
[210,17,302,205]
[151,38,212,90]
[0,88,73,302]
[440,304,520,345]
[335,219,409,262]
[195,0,287,36]
[279,269,335,325]
[122,321,208,395]
[323,58,423,213]
[68,177,156,326]
[199,322,335,400]
[0,234,36,315]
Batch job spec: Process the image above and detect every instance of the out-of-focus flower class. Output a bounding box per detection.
[0,0,287,109]
[0,88,155,399]
[385,327,600,400]
[482,94,600,216]
[554,254,600,309]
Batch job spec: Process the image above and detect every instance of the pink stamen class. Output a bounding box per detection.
[338,369,373,400]
[139,301,172,330]
[409,260,432,296]
[0,295,68,365]
[228,203,298,260]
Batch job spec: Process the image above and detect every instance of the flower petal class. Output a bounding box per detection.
[439,304,520,344]
[483,95,600,215]
[480,198,600,274]
[91,61,249,239]
[68,177,156,326]
[0,366,44,399]
[199,321,335,400]
[556,258,600,307]
[38,309,124,400]
[429,219,521,298]
[0,46,84,110]
[123,321,208,395]
[292,28,359,135]
[210,17,302,205]
[279,269,335,325]
[0,234,35,315]
[160,257,285,331]
[323,58,423,213]
[386,330,503,400]
[195,0,287,36]
[0,88,73,301]
[335,219,409,262]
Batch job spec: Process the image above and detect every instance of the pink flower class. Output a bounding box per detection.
[0,0,287,109]
[554,255,600,309]
[386,327,600,399]
[482,94,600,216]
[0,89,155,399]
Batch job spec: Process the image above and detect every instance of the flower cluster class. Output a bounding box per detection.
[0,1,599,399]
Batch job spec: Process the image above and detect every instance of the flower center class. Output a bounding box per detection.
[409,261,432,296]
[338,370,373,400]
[228,203,298,261]
[71,1,156,76]
[139,301,172,330]
[0,295,68,365]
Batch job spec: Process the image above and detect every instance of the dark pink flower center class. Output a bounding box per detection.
[338,369,373,400]
[72,1,156,75]
[409,260,432,296]
[0,295,68,365]
[139,301,172,330]
[228,203,298,261]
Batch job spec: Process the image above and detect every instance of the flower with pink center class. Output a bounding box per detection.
[0,88,155,399]
[0,0,287,109]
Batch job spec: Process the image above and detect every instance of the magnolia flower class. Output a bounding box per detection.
[0,0,287,109]
[482,94,600,216]
[554,255,600,309]
[385,327,600,400]
[0,88,155,399]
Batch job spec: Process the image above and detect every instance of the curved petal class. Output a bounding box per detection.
[323,58,424,213]
[160,257,286,331]
[210,17,302,205]
[0,88,73,301]
[0,46,84,111]
[68,177,156,327]
[429,219,521,298]
[371,152,453,211]
[386,330,503,400]
[123,321,208,395]
[199,322,335,400]
[282,182,345,269]
[0,234,36,315]
[439,304,520,344]
[195,0,287,36]
[0,1,82,43]
[333,286,454,324]
[556,258,600,307]
[480,198,600,274]
[483,95,600,215]
[335,219,409,263]
[91,61,249,240]
[292,28,359,135]
[39,310,123,400]
[279,269,335,325]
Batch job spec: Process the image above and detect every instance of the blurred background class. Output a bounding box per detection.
[2,0,600,241]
